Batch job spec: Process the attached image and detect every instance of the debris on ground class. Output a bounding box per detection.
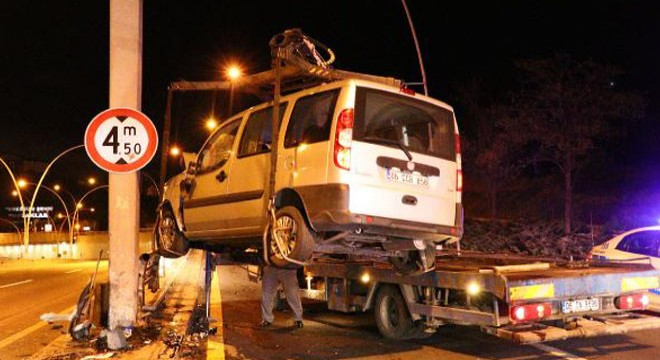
[40,311,76,323]
[80,352,115,359]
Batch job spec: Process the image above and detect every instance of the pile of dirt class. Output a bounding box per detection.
[461,218,596,260]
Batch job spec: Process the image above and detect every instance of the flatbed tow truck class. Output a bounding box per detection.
[149,29,660,344]
[297,251,660,342]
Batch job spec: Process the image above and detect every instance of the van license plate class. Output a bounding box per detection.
[386,168,429,187]
[561,298,600,314]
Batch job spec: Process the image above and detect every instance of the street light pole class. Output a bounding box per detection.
[24,182,73,256]
[0,218,22,242]
[70,185,109,255]
[24,144,85,251]
[401,0,429,96]
[0,156,28,257]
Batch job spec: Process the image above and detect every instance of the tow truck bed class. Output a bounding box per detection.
[299,251,660,342]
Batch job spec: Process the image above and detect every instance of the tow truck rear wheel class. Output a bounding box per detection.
[155,207,189,259]
[389,246,436,275]
[267,206,314,269]
[374,285,414,340]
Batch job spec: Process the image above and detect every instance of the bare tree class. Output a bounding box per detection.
[457,79,521,219]
[505,54,644,234]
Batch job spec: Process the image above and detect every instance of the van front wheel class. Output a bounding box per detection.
[155,207,189,259]
[267,206,315,268]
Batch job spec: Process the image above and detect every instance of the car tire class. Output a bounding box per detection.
[267,206,315,268]
[388,246,436,276]
[155,207,189,259]
[406,320,433,339]
[374,285,414,340]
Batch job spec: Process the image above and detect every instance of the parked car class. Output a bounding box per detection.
[590,226,660,268]
[154,78,463,273]
[590,226,660,310]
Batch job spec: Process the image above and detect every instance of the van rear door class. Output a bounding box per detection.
[349,87,458,227]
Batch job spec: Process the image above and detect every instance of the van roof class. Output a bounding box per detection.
[230,77,454,119]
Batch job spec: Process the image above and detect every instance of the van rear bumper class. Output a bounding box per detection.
[295,184,463,241]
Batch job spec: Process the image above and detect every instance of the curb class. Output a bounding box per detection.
[28,251,205,360]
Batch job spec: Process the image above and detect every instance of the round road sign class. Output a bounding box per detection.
[85,108,159,173]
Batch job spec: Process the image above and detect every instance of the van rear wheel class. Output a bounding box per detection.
[267,206,315,268]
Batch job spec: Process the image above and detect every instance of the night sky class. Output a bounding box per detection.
[1,1,659,187]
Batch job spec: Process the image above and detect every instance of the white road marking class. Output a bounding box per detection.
[64,269,82,274]
[0,305,75,351]
[0,279,33,289]
[528,342,588,360]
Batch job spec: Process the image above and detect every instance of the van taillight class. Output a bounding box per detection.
[455,133,462,195]
[456,169,463,192]
[334,108,354,170]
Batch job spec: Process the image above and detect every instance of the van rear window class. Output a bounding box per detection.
[354,88,455,160]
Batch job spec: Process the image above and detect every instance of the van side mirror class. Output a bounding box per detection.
[181,152,197,174]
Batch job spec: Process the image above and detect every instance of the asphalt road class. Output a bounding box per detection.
[3,255,658,360]
[0,258,106,360]
[213,264,660,360]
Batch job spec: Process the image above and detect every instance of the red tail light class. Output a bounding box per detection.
[456,169,463,192]
[455,133,462,194]
[616,293,650,310]
[400,87,416,96]
[509,303,552,323]
[334,108,354,170]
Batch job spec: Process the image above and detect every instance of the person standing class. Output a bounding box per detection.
[260,264,304,328]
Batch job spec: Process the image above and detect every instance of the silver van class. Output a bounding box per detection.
[155,78,463,274]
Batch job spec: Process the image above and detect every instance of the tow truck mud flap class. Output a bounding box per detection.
[481,313,660,343]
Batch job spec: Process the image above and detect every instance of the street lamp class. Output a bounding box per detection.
[226,64,243,116]
[169,146,181,157]
[205,117,218,132]
[87,177,97,186]
[53,184,77,208]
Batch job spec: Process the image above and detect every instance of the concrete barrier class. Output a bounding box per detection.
[0,230,154,259]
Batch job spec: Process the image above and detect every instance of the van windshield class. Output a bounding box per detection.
[354,88,456,160]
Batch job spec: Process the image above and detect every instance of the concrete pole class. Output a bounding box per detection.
[107,0,142,350]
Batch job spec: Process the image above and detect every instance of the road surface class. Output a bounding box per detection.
[211,263,660,360]
[0,258,106,360]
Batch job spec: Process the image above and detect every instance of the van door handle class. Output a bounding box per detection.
[216,170,227,182]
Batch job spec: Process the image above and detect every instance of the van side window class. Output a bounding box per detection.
[198,120,241,172]
[284,90,339,148]
[237,103,287,158]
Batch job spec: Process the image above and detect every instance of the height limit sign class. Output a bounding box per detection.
[85,108,159,173]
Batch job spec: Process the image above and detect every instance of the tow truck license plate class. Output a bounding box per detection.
[386,168,429,187]
[562,298,600,314]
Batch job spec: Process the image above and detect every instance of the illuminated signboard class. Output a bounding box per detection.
[4,206,54,219]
